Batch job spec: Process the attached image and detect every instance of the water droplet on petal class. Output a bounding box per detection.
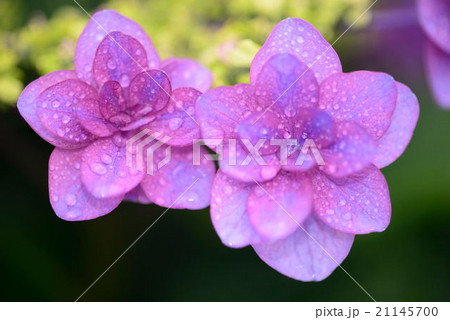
[90,163,107,175]
[65,194,77,206]
[168,117,183,130]
[101,154,113,164]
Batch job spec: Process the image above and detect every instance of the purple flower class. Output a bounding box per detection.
[17,10,215,221]
[417,0,450,109]
[196,18,419,281]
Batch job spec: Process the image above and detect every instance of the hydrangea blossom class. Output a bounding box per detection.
[417,0,450,109]
[196,18,419,281]
[17,10,215,221]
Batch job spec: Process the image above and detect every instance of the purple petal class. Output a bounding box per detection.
[124,185,152,204]
[319,71,397,139]
[35,79,97,147]
[17,70,89,149]
[210,169,263,248]
[373,82,419,168]
[98,80,127,120]
[75,9,160,87]
[140,146,215,210]
[128,70,171,115]
[253,214,354,281]
[148,87,201,147]
[196,84,256,145]
[247,171,313,242]
[49,148,123,221]
[311,164,391,234]
[320,121,376,178]
[237,110,288,156]
[219,142,281,183]
[250,18,342,84]
[75,99,116,137]
[93,31,148,89]
[255,53,319,116]
[425,41,450,109]
[417,0,450,53]
[81,135,145,198]
[161,57,213,92]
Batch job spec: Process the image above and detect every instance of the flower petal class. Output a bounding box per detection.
[320,121,376,178]
[124,185,152,204]
[250,18,342,84]
[253,214,354,281]
[128,70,171,115]
[247,171,313,242]
[417,0,450,53]
[424,41,450,109]
[17,70,87,149]
[255,53,319,117]
[81,135,145,198]
[211,169,263,248]
[373,82,419,168]
[35,79,97,147]
[161,57,213,92]
[98,80,127,120]
[219,142,281,183]
[75,99,116,137]
[148,87,201,146]
[75,9,160,87]
[196,84,257,146]
[93,31,148,89]
[49,148,123,221]
[141,146,215,210]
[319,71,397,139]
[312,164,391,234]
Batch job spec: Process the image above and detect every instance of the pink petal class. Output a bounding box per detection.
[319,71,397,139]
[255,53,319,117]
[373,82,419,168]
[35,79,97,147]
[49,148,123,221]
[128,70,171,115]
[161,57,213,92]
[424,41,450,109]
[250,18,342,84]
[196,84,256,145]
[81,135,145,198]
[93,31,148,89]
[124,185,152,204]
[140,146,215,210]
[148,87,201,147]
[247,171,313,242]
[219,142,281,183]
[75,9,160,87]
[17,70,88,149]
[253,214,354,281]
[417,0,450,53]
[210,169,263,248]
[75,99,116,137]
[320,121,376,178]
[311,164,391,234]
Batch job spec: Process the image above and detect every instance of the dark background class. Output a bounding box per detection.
[0,0,449,301]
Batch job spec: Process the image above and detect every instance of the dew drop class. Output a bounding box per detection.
[168,117,183,130]
[90,163,107,175]
[64,194,77,206]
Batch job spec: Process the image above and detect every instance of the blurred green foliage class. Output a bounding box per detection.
[0,0,370,107]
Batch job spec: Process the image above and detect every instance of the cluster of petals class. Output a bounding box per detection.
[18,10,215,221]
[196,18,419,281]
[417,0,450,109]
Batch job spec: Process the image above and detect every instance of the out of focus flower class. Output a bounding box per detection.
[17,10,215,221]
[417,0,450,109]
[196,18,419,281]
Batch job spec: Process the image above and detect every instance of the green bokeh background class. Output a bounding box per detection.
[0,0,449,301]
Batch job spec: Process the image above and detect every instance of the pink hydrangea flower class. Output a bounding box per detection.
[17,10,215,221]
[417,0,450,109]
[196,18,419,281]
